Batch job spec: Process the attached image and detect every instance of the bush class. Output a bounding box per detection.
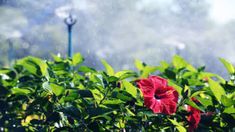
[0,53,234,131]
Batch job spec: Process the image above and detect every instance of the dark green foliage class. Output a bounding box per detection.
[0,53,234,131]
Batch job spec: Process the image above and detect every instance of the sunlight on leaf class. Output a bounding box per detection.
[208,78,226,102]
[101,59,115,76]
[220,58,235,74]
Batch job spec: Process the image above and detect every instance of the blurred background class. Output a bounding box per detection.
[0,0,235,77]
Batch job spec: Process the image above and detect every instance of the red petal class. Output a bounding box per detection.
[144,97,163,114]
[137,79,155,97]
[156,86,178,102]
[187,105,201,131]
[149,76,168,89]
[160,99,178,114]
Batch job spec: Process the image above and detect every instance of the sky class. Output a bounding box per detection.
[1,0,235,77]
[135,0,235,24]
[208,0,235,24]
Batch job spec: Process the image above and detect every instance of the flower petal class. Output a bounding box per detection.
[144,97,163,114]
[187,105,201,132]
[149,76,168,89]
[137,79,155,97]
[161,99,178,114]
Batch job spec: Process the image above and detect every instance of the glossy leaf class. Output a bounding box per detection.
[168,119,187,132]
[141,66,159,78]
[185,99,205,112]
[223,106,235,114]
[135,59,144,71]
[122,80,137,99]
[101,59,115,76]
[50,83,65,96]
[115,70,137,80]
[91,89,104,103]
[208,78,226,102]
[17,56,48,76]
[78,66,96,73]
[72,53,83,66]
[220,58,235,74]
[173,55,196,72]
[11,87,31,95]
[168,80,183,96]
[221,95,235,107]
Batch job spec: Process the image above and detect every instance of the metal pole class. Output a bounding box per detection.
[64,14,77,58]
[68,25,72,58]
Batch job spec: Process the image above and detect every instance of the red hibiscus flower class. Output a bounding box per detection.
[136,76,178,115]
[186,98,201,132]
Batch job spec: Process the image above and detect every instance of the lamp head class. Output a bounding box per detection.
[64,13,77,26]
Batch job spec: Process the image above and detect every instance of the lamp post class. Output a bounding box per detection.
[64,14,77,58]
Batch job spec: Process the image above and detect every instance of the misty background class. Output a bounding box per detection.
[0,0,235,77]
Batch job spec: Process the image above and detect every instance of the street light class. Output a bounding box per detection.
[55,5,77,58]
[64,14,77,58]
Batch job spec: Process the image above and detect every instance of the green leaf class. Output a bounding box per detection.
[78,66,96,73]
[101,59,115,76]
[157,61,169,72]
[103,99,124,105]
[199,72,225,83]
[77,90,93,98]
[60,89,79,102]
[91,89,104,103]
[134,59,159,77]
[72,53,83,66]
[17,59,38,75]
[91,112,112,121]
[223,106,235,114]
[190,91,205,98]
[108,76,119,82]
[50,83,65,96]
[115,70,137,80]
[122,80,138,99]
[126,108,135,116]
[168,80,183,96]
[51,54,63,62]
[208,78,226,102]
[11,87,31,95]
[220,58,235,74]
[17,56,48,76]
[183,85,191,97]
[141,66,159,78]
[0,69,12,74]
[112,91,133,101]
[173,55,196,72]
[168,119,187,132]
[196,96,213,107]
[221,95,235,107]
[116,119,125,128]
[185,99,205,112]
[135,59,144,71]
[42,82,52,93]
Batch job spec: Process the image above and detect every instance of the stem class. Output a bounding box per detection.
[99,86,112,105]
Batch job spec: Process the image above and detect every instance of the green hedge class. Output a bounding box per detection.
[0,53,234,131]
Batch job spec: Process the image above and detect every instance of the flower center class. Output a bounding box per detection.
[154,94,161,99]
